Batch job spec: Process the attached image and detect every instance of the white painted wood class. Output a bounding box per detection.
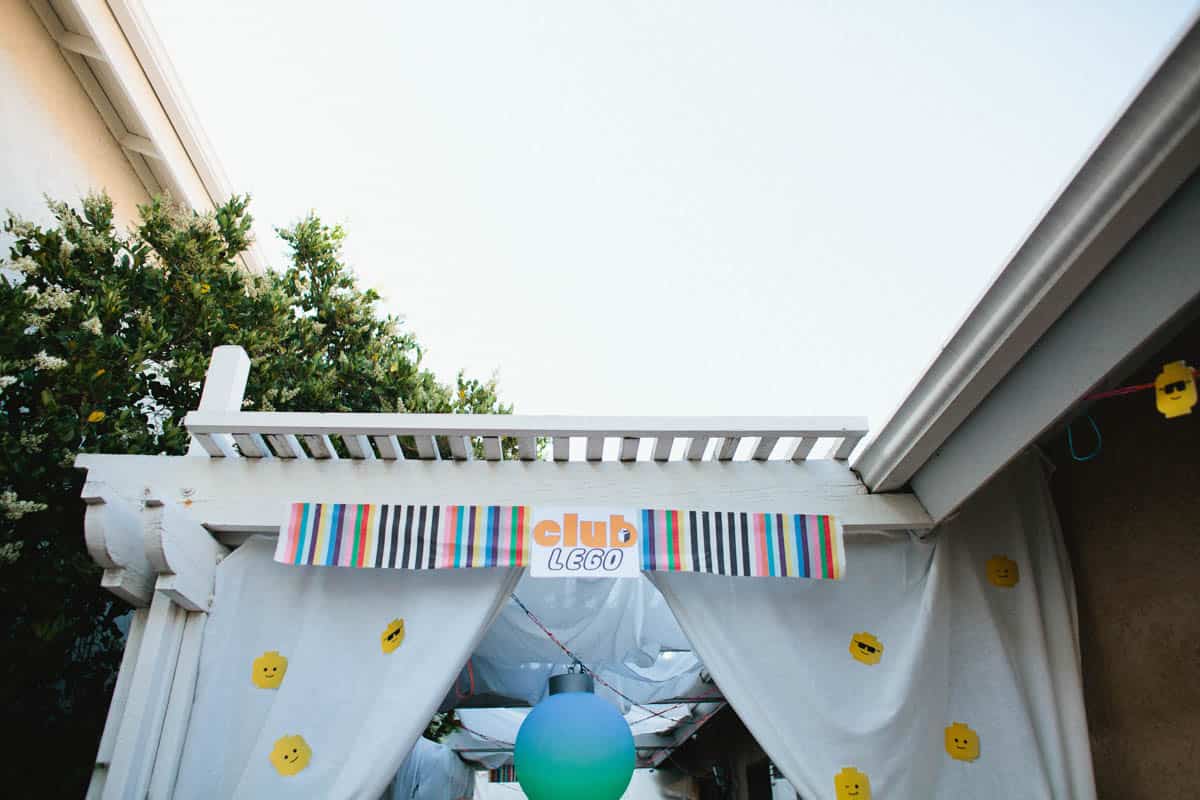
[585,436,605,462]
[448,435,471,461]
[75,455,934,534]
[716,437,739,462]
[753,436,778,461]
[373,435,405,461]
[552,436,570,462]
[186,346,250,457]
[302,434,338,459]
[231,433,270,459]
[70,0,213,208]
[185,411,869,440]
[26,0,165,199]
[117,132,159,159]
[913,170,1200,521]
[854,22,1200,493]
[685,437,708,462]
[266,433,306,459]
[343,434,376,460]
[82,484,154,607]
[620,437,639,462]
[147,611,206,799]
[57,30,105,59]
[483,437,503,461]
[102,592,187,800]
[652,437,673,462]
[832,434,863,461]
[517,436,538,461]
[87,608,148,799]
[791,438,818,462]
[414,435,441,460]
[142,499,228,612]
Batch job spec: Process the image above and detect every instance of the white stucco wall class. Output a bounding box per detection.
[0,0,148,232]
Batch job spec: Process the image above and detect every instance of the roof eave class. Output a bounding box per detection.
[852,15,1200,496]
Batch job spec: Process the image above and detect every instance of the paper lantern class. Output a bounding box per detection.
[514,672,635,800]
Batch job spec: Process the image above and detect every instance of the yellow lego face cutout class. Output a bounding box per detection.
[381,618,406,654]
[269,734,312,776]
[834,766,871,800]
[848,632,884,665]
[1155,361,1196,419]
[944,722,980,761]
[252,651,288,689]
[986,555,1019,588]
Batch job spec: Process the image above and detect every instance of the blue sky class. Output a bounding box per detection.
[146,1,1198,433]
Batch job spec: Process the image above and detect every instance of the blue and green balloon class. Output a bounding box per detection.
[514,689,635,799]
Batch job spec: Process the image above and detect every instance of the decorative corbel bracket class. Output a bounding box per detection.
[82,481,155,607]
[143,496,229,612]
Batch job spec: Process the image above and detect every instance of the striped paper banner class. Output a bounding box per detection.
[639,510,842,580]
[276,503,532,570]
[489,765,518,782]
[276,504,843,579]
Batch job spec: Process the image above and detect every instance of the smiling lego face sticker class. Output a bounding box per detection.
[848,632,883,665]
[252,651,288,689]
[269,734,311,776]
[986,555,1019,588]
[1156,360,1197,418]
[944,722,980,761]
[381,618,406,654]
[834,766,871,800]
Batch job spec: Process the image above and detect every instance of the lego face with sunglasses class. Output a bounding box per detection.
[1155,361,1196,419]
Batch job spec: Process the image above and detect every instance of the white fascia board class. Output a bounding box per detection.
[852,16,1200,494]
[52,0,268,272]
[913,170,1200,521]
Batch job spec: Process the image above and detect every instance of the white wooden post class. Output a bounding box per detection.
[101,592,188,800]
[85,608,148,800]
[186,345,250,458]
[87,346,249,799]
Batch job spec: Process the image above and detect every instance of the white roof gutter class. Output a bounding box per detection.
[853,15,1200,496]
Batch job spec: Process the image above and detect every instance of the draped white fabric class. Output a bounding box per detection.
[460,573,704,709]
[650,454,1096,799]
[173,537,520,800]
[382,738,475,800]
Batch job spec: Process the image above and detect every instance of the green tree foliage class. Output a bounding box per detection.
[0,194,509,796]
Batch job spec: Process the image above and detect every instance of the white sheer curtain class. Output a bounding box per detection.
[173,537,520,799]
[382,737,475,800]
[651,453,1096,799]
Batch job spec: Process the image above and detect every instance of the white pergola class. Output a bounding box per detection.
[78,346,932,799]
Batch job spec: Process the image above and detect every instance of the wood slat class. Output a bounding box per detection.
[716,437,739,462]
[752,436,778,461]
[343,434,376,460]
[517,437,538,462]
[191,432,225,458]
[372,435,405,461]
[552,437,570,462]
[231,433,270,459]
[266,434,306,459]
[483,437,503,461]
[585,437,604,462]
[302,435,339,460]
[414,435,441,460]
[832,434,864,460]
[791,437,818,462]
[185,411,869,439]
[652,436,673,462]
[619,437,639,462]
[448,436,473,461]
[685,437,709,462]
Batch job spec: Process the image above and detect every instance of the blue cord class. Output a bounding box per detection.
[1067,414,1102,462]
